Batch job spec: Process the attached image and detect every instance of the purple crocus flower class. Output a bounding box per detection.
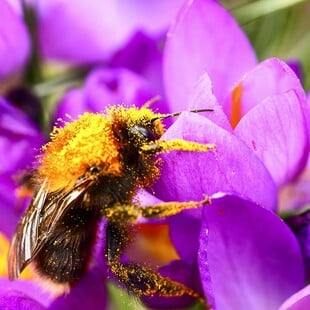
[0,0,30,79]
[154,0,309,308]
[163,0,309,189]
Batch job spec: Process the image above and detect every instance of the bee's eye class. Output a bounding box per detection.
[128,125,156,142]
[89,166,102,175]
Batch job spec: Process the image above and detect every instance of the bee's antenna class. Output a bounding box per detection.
[151,108,213,122]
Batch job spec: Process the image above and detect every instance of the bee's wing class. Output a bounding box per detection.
[8,178,90,280]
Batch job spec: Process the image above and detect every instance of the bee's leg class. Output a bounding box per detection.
[105,221,208,306]
[139,196,211,218]
[104,196,210,222]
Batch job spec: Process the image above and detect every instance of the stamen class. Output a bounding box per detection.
[231,83,243,128]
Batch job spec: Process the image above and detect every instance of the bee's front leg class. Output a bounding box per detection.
[103,196,210,222]
[139,196,211,218]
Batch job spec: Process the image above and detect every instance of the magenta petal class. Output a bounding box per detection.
[111,32,165,97]
[37,0,126,63]
[0,1,30,78]
[0,291,45,310]
[118,0,184,36]
[37,0,183,64]
[49,267,107,310]
[199,194,305,310]
[224,58,307,120]
[164,0,256,109]
[154,112,277,211]
[279,285,310,310]
[0,98,43,174]
[84,68,163,110]
[0,99,44,236]
[53,88,87,121]
[0,279,52,308]
[169,213,201,262]
[235,90,308,187]
[188,73,232,131]
[286,59,303,82]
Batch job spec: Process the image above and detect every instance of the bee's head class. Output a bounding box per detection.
[108,106,165,149]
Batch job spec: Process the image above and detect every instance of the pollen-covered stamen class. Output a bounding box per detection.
[231,82,243,128]
[38,113,122,191]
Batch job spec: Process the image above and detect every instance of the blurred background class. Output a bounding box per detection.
[223,0,310,90]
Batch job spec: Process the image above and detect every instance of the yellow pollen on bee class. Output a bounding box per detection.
[38,112,122,191]
[107,106,165,137]
[142,139,216,153]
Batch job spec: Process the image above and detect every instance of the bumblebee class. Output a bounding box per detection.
[8,105,214,305]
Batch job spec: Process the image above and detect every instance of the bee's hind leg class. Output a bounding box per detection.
[105,221,209,307]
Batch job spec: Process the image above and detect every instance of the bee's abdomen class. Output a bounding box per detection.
[33,206,100,285]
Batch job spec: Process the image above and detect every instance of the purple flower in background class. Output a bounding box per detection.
[0,98,43,237]
[34,0,184,64]
[54,67,170,121]
[0,1,30,79]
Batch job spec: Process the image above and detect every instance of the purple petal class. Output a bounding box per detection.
[235,90,308,187]
[199,194,305,310]
[36,0,183,64]
[286,59,303,82]
[154,112,277,211]
[279,285,310,310]
[188,73,232,131]
[0,99,44,236]
[53,88,87,121]
[118,0,184,36]
[111,32,165,97]
[164,0,256,110]
[0,98,43,174]
[169,213,201,263]
[0,1,30,79]
[0,291,45,310]
[223,58,307,123]
[0,278,52,308]
[84,68,165,111]
[36,0,127,63]
[0,175,21,237]
[49,267,107,310]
